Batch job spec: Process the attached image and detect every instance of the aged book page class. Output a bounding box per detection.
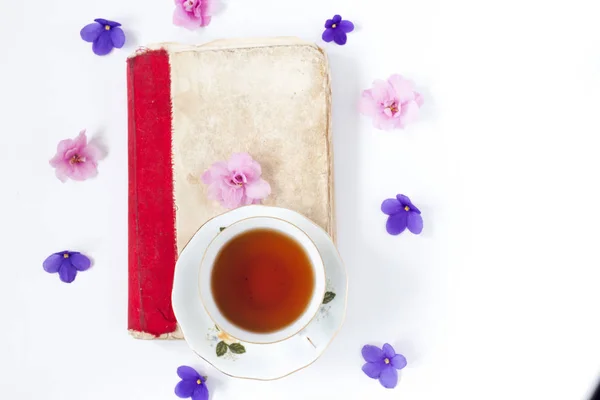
[166,38,334,253]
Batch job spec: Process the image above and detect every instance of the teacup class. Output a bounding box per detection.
[199,216,326,344]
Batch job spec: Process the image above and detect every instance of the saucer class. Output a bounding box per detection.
[172,205,347,380]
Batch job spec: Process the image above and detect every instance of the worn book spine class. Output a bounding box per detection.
[127,49,180,339]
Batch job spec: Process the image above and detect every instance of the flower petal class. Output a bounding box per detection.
[371,79,394,101]
[173,7,201,30]
[382,343,396,359]
[359,90,377,117]
[92,32,114,56]
[192,384,209,400]
[333,30,347,45]
[386,213,408,235]
[70,253,91,271]
[221,186,244,209]
[94,18,121,28]
[415,92,424,107]
[324,19,333,28]
[245,179,271,200]
[391,354,407,370]
[399,100,420,126]
[395,194,416,210]
[174,380,197,398]
[373,111,398,131]
[43,253,63,273]
[81,141,103,163]
[110,27,126,49]
[407,212,423,234]
[332,15,342,24]
[362,361,385,379]
[73,130,88,148]
[58,263,77,283]
[69,161,98,181]
[362,344,384,362]
[322,28,334,42]
[388,74,416,104]
[381,199,402,215]
[227,153,254,171]
[379,366,399,388]
[202,161,229,184]
[339,20,354,33]
[54,164,70,182]
[80,23,104,42]
[235,160,262,182]
[177,366,201,380]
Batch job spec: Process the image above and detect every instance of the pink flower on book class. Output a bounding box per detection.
[359,75,424,130]
[173,0,213,30]
[49,130,102,182]
[202,153,271,209]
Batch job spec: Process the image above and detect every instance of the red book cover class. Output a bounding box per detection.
[127,39,334,339]
[128,49,180,338]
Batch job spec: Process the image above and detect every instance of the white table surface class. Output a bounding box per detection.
[1,0,600,399]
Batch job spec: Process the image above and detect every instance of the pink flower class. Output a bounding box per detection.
[173,0,213,30]
[49,130,102,182]
[202,153,271,209]
[359,74,424,130]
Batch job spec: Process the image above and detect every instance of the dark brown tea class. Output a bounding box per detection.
[211,229,315,333]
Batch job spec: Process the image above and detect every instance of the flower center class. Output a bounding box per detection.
[384,358,390,364]
[196,378,202,385]
[63,253,69,258]
[184,0,195,10]
[388,104,399,114]
[332,23,337,28]
[230,173,246,186]
[70,154,84,164]
[404,206,410,211]
[105,25,111,31]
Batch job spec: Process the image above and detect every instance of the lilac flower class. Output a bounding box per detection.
[322,15,354,45]
[43,251,91,283]
[362,343,407,388]
[80,19,125,56]
[381,194,423,235]
[359,75,424,130]
[49,130,102,182]
[175,366,209,400]
[202,153,271,209]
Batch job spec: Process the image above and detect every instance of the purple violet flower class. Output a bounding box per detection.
[175,366,209,400]
[362,343,407,388]
[43,251,91,283]
[80,18,125,56]
[381,194,423,235]
[322,15,354,45]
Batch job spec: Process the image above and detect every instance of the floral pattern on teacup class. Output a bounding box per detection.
[206,325,247,359]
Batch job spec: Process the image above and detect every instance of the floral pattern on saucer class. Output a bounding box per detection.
[206,325,247,359]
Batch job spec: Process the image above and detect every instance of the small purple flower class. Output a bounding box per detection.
[322,15,354,45]
[381,194,423,235]
[80,18,126,56]
[362,343,407,389]
[175,366,209,400]
[43,251,91,283]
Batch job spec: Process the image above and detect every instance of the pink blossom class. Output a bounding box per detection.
[359,74,424,130]
[173,0,213,30]
[49,130,102,182]
[202,153,271,209]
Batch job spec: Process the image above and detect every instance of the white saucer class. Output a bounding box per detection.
[172,205,347,380]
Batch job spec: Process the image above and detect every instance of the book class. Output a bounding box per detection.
[127,38,335,339]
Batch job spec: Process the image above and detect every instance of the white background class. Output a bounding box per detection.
[1,0,599,399]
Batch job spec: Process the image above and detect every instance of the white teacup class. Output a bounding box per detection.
[199,216,326,344]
